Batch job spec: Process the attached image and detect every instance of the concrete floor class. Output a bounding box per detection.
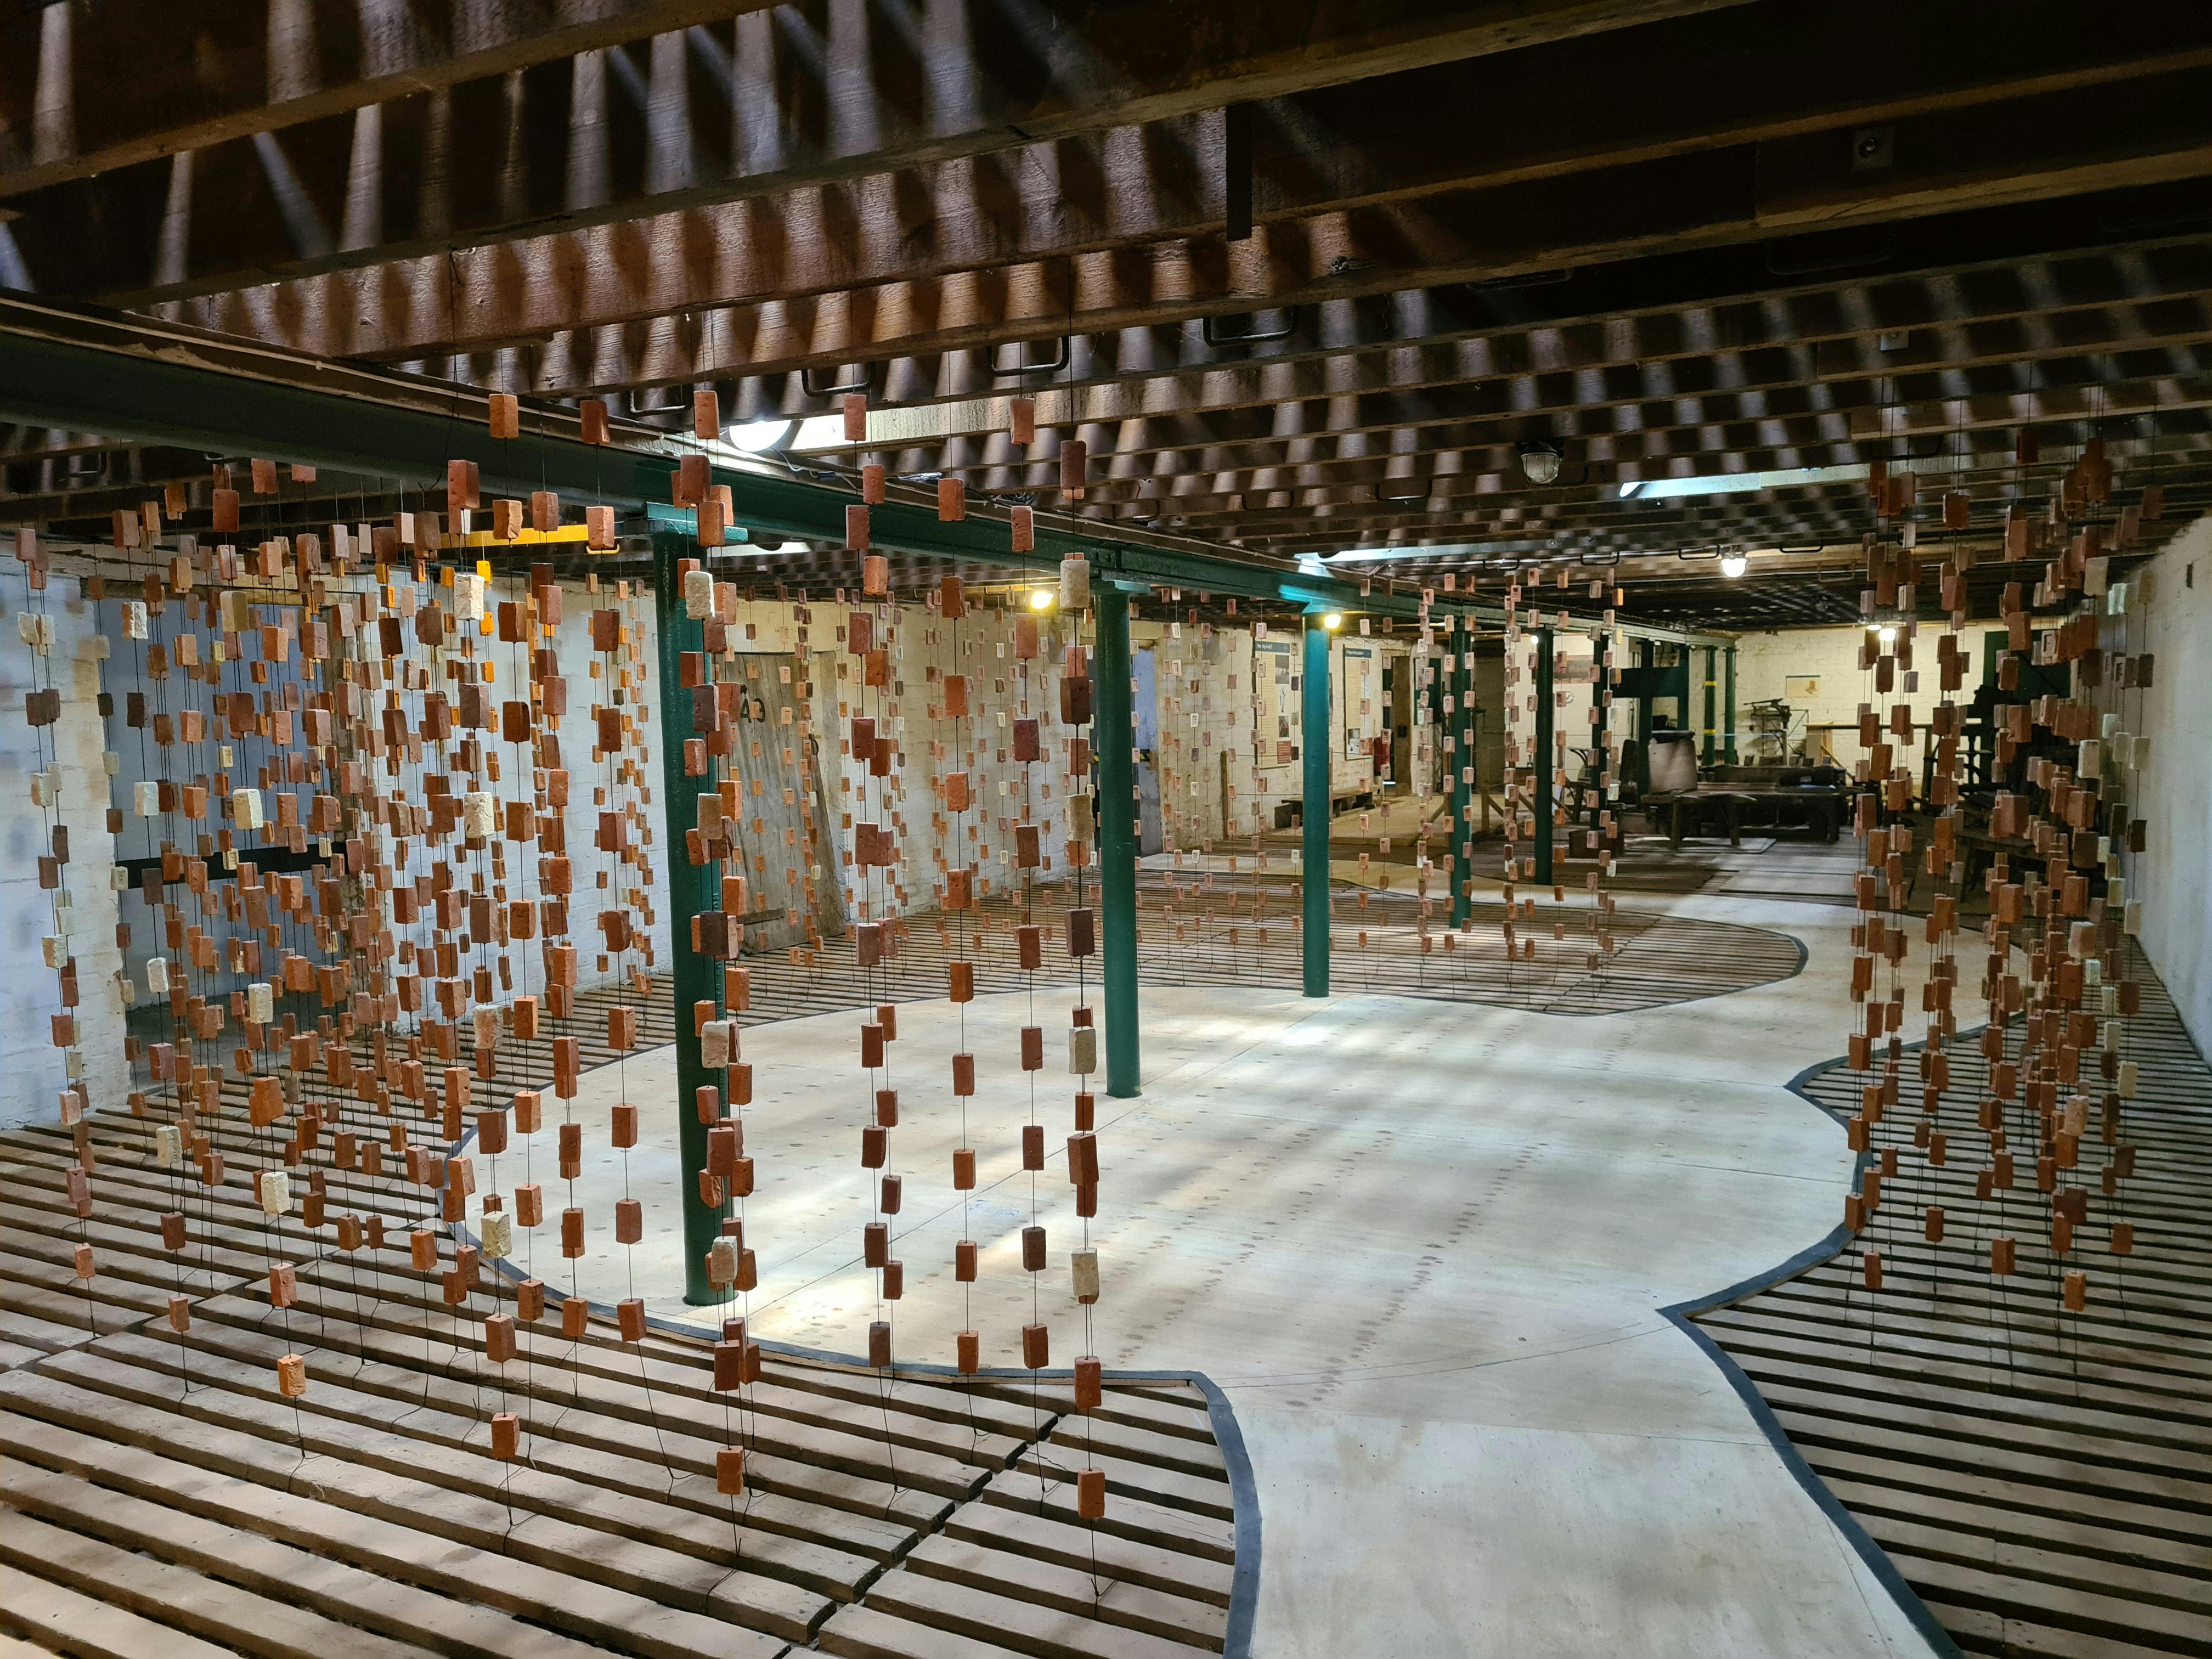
[490,880,1937,1659]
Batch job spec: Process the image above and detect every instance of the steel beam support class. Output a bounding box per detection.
[1094,584,1142,1098]
[1589,629,1611,849]
[1534,625,1556,888]
[1302,619,1332,997]
[1724,644,1740,763]
[1449,621,1473,929]
[1702,645,1719,765]
[0,294,1562,630]
[651,532,725,1307]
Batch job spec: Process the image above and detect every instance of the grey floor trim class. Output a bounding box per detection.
[1657,1041,1965,1659]
[455,1207,1263,1659]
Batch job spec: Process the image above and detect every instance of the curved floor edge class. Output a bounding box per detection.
[459,1216,1265,1659]
[1656,1041,1964,1659]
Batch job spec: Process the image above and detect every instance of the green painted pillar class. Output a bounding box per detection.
[651,532,725,1306]
[1588,630,1609,844]
[1534,625,1555,887]
[1302,618,1331,996]
[1724,645,1739,764]
[1633,640,1655,798]
[1701,645,1718,765]
[1094,584,1142,1097]
[1449,623,1472,928]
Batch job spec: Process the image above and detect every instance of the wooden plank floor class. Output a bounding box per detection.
[0,1001,1241,1659]
[1693,947,2212,1659]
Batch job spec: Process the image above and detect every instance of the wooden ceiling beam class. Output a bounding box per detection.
[1087,437,2211,528]
[404,197,2212,413]
[769,288,2212,454]
[7,0,1763,298]
[819,339,2212,491]
[820,356,2212,528]
[161,67,2212,373]
[1210,476,2212,555]
[0,1,785,198]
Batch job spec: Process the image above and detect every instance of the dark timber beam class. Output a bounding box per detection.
[785,299,2212,457]
[424,190,2212,409]
[0,1,780,198]
[193,71,2212,374]
[808,340,2212,492]
[8,0,1760,299]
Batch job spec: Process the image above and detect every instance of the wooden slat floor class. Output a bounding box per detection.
[761,873,1803,1018]
[1692,947,2212,1659]
[0,859,1801,1656]
[0,999,1240,1659]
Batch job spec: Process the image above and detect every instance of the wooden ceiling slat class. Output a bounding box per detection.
[6,0,1771,298]
[145,66,2212,371]
[0,1,784,199]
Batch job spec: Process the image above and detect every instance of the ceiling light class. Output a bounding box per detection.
[727,418,796,453]
[1321,612,1344,631]
[1517,442,1562,486]
[1720,553,1748,579]
[1878,626,1897,645]
[1618,479,1645,499]
[773,539,809,555]
[1633,461,1869,501]
[1029,589,1055,611]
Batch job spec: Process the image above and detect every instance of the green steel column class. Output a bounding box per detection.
[1302,619,1331,996]
[651,532,724,1306]
[1588,630,1609,843]
[1633,640,1655,798]
[1533,625,1555,887]
[1093,584,1142,1097]
[1724,645,1739,763]
[1701,645,1718,765]
[1449,624,1472,928]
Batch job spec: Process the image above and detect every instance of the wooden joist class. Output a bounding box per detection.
[0,984,1244,1659]
[1693,946,2212,1659]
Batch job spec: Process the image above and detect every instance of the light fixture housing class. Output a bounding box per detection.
[1720,553,1748,579]
[1516,442,1562,486]
[727,417,797,453]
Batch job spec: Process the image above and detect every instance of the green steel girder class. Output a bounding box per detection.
[0,297,1459,623]
[0,298,1735,648]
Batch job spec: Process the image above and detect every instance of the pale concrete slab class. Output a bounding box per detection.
[493,887,1937,1659]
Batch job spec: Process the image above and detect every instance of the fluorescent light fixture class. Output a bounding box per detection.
[1618,479,1646,499]
[692,535,806,559]
[1322,542,1503,563]
[1720,553,1748,579]
[1630,461,1869,500]
[727,418,797,452]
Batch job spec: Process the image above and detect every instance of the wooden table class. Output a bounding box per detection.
[1649,786,1843,848]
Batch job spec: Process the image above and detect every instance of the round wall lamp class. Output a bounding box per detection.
[1516,442,1562,486]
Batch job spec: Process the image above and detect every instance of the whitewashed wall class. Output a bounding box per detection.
[2102,521,2212,1053]
[0,575,127,1128]
[1731,623,1956,768]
